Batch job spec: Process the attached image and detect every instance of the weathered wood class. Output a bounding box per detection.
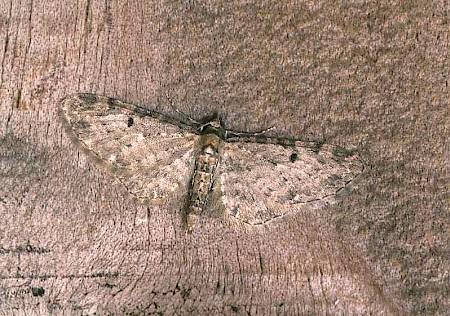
[0,0,447,314]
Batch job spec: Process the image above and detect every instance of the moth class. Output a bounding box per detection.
[59,93,365,231]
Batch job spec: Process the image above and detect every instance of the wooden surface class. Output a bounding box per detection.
[0,1,448,315]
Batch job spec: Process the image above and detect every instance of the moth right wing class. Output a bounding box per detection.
[218,139,365,225]
[59,93,200,202]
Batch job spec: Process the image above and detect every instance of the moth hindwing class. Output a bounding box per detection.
[59,93,365,231]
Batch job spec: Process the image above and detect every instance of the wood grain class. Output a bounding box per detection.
[0,0,447,314]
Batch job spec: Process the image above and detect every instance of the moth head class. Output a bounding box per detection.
[208,116,222,129]
[198,113,225,137]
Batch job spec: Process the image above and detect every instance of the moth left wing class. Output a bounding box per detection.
[59,93,200,202]
[218,140,365,225]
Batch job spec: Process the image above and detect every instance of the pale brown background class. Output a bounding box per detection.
[0,1,448,315]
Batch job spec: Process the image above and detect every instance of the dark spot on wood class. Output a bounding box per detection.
[84,0,91,24]
[231,305,240,312]
[4,34,9,52]
[15,88,22,109]
[31,287,45,297]
[78,93,97,105]
[127,117,134,127]
[259,251,264,273]
[290,152,298,162]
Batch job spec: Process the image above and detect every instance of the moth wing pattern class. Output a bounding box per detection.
[59,93,199,202]
[218,141,365,225]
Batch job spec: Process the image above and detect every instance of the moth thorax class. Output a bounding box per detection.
[201,133,220,151]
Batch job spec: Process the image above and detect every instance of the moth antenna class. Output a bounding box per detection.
[165,93,201,126]
[252,125,276,136]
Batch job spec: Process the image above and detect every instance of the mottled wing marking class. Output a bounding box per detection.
[219,141,364,225]
[59,93,199,201]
